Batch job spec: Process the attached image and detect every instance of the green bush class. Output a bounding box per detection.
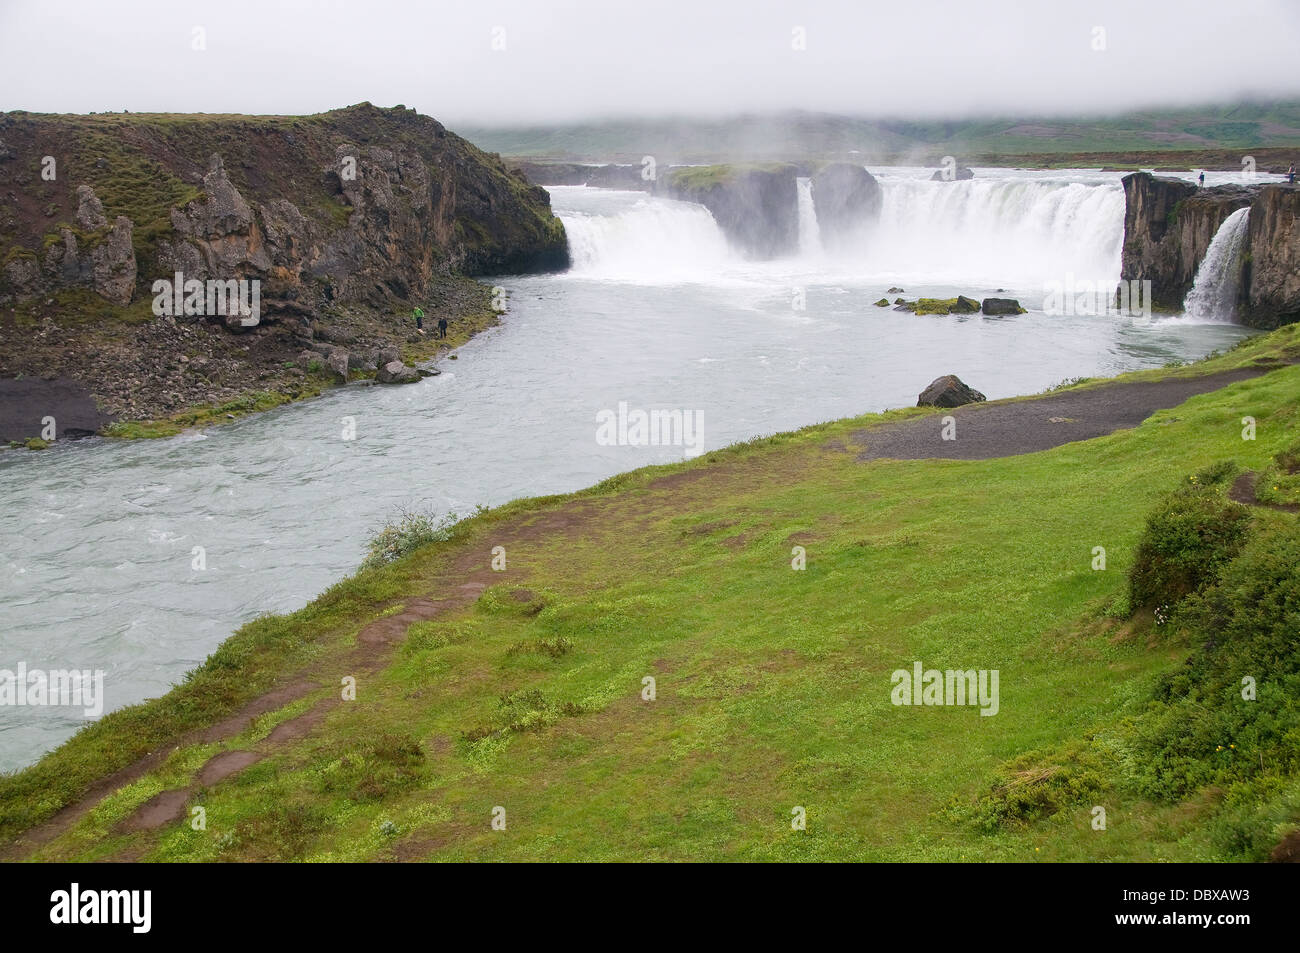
[1127,485,1250,612]
[361,507,458,570]
[1254,437,1300,507]
[317,733,425,803]
[1129,522,1300,799]
[947,747,1107,833]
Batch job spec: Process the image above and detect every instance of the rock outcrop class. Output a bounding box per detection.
[897,296,981,315]
[918,375,986,408]
[1119,171,1300,327]
[981,297,1027,315]
[658,164,799,258]
[1119,173,1252,311]
[509,161,649,191]
[376,360,421,384]
[931,166,975,181]
[809,163,881,249]
[1242,185,1300,329]
[0,103,569,317]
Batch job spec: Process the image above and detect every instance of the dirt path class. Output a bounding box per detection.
[851,366,1281,461]
[3,576,497,858]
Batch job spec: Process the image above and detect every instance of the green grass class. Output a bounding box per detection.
[4,324,1300,861]
[664,163,797,191]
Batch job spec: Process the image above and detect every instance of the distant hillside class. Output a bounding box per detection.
[459,101,1300,163]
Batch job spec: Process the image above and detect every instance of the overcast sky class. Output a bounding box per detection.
[1,0,1297,124]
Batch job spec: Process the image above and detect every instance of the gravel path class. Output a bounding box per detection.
[854,367,1279,461]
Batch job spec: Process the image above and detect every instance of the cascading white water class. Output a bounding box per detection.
[796,177,823,257]
[1183,207,1251,322]
[852,175,1127,286]
[558,190,733,281]
[556,173,1126,290]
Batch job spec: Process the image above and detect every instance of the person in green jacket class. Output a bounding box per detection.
[413,306,424,333]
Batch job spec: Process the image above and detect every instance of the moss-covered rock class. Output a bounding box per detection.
[660,163,799,258]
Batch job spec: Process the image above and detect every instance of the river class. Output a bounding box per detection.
[0,166,1269,771]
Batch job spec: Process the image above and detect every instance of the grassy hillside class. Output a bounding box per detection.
[3,327,1299,861]
[458,101,1300,163]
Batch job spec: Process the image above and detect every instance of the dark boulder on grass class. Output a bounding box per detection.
[981,297,1028,315]
[918,375,986,408]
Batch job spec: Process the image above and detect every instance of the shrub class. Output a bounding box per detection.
[1127,485,1251,612]
[317,733,425,803]
[947,747,1107,833]
[1254,437,1300,507]
[361,507,458,570]
[1128,523,1300,799]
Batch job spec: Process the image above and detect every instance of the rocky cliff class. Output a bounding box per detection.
[809,163,881,250]
[0,104,569,438]
[658,164,799,258]
[1119,172,1299,328]
[1242,185,1300,329]
[0,103,568,315]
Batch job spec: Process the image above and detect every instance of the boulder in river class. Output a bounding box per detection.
[931,166,975,181]
[914,296,980,315]
[377,360,421,384]
[981,297,1027,315]
[917,375,986,408]
[874,298,890,307]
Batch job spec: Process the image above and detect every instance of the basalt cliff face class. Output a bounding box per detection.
[1120,172,1299,328]
[1244,184,1300,328]
[0,103,568,317]
[0,104,569,437]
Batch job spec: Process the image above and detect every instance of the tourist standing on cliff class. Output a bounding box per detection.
[438,316,448,339]
[413,306,424,334]
[1289,163,1296,185]
[1198,171,1205,187]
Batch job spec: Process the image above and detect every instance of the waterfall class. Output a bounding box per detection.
[550,174,1127,288]
[796,177,823,257]
[1183,207,1251,322]
[855,175,1127,286]
[558,195,733,280]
